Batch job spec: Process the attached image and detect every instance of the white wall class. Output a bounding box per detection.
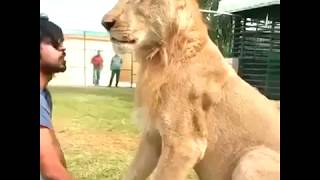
[50,37,119,87]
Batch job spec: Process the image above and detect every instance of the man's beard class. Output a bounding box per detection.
[41,60,66,74]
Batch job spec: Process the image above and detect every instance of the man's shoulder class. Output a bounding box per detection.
[40,89,53,128]
[40,89,52,107]
[40,89,46,99]
[40,93,48,107]
[40,88,51,97]
[93,55,103,60]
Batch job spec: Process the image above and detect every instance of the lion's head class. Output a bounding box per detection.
[102,0,208,56]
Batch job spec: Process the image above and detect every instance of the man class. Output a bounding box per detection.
[108,54,122,87]
[40,15,73,180]
[91,50,104,86]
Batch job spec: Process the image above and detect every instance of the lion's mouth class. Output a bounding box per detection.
[111,37,136,44]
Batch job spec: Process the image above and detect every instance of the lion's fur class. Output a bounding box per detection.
[102,0,280,180]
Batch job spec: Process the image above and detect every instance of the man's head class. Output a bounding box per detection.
[40,15,66,74]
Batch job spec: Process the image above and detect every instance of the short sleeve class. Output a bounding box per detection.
[40,93,52,128]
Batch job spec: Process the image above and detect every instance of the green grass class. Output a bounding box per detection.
[51,86,138,135]
[49,86,198,180]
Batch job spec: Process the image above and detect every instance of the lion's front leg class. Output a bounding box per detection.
[122,130,161,180]
[151,135,207,180]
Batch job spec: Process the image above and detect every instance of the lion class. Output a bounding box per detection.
[101,0,280,180]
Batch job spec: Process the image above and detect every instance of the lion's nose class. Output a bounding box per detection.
[102,19,116,31]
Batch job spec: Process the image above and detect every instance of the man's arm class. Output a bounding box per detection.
[100,56,104,64]
[40,126,73,180]
[110,58,114,67]
[91,56,97,64]
[99,56,104,69]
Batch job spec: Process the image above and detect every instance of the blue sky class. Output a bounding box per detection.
[40,0,118,32]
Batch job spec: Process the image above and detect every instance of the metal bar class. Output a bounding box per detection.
[199,9,240,16]
[131,53,133,88]
[83,31,87,87]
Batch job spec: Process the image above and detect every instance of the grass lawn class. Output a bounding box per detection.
[49,86,198,180]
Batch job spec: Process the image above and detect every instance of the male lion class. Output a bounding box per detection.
[101,0,280,180]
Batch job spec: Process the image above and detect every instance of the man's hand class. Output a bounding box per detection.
[40,126,73,180]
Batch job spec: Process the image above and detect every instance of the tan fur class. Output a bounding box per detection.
[102,0,280,180]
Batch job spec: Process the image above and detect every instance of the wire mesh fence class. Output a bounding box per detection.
[50,29,138,88]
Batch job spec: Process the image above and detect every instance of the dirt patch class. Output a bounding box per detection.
[54,123,140,154]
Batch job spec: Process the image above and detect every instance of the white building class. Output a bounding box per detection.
[50,30,138,87]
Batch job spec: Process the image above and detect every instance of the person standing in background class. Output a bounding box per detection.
[108,54,122,87]
[91,50,104,86]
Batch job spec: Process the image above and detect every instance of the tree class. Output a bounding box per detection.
[199,0,234,57]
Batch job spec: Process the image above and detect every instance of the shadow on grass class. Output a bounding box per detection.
[49,86,135,103]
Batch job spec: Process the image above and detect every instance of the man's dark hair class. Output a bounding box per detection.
[40,14,64,45]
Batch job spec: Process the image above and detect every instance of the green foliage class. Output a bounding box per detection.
[199,0,234,57]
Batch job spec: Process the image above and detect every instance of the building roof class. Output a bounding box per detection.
[64,29,109,37]
[218,0,280,13]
